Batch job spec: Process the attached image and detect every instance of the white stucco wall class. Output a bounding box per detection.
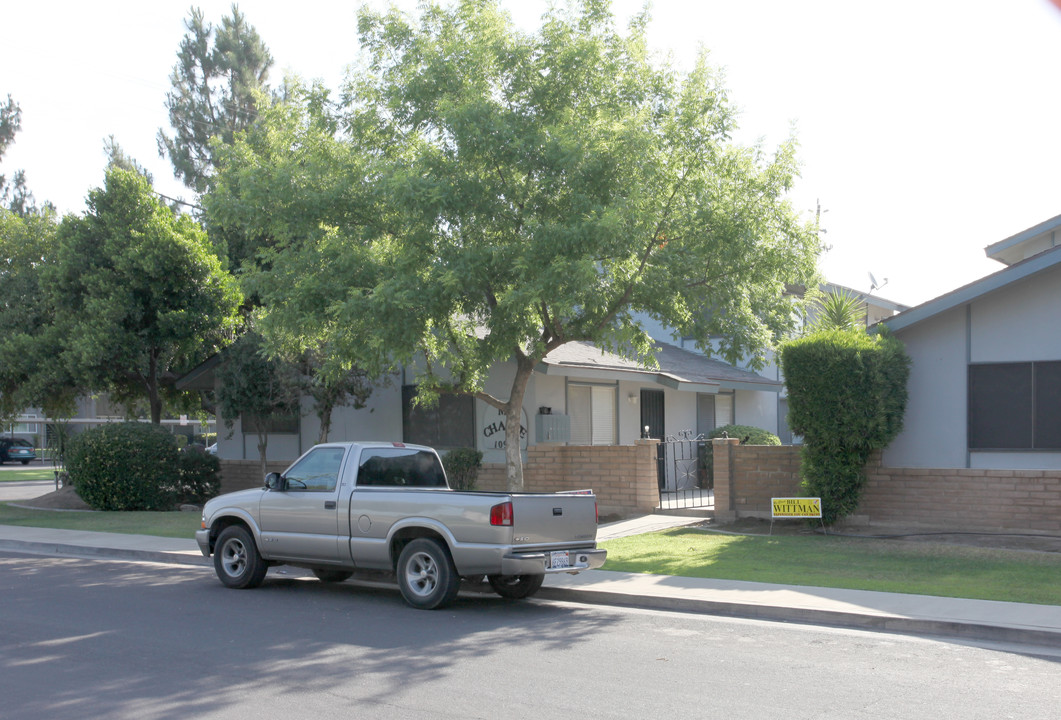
[882,307,968,468]
[884,262,1061,469]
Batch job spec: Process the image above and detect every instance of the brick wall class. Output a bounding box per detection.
[717,443,1061,532]
[219,459,290,494]
[474,440,660,517]
[860,462,1061,532]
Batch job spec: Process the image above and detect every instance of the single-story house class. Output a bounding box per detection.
[880,212,1061,470]
[178,338,784,469]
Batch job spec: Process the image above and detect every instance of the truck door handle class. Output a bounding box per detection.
[325,501,336,509]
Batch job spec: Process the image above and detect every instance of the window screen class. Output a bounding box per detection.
[968,361,1061,450]
[401,385,475,449]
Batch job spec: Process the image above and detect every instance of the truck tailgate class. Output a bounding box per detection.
[510,492,598,546]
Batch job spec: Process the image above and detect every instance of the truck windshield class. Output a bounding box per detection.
[356,448,447,488]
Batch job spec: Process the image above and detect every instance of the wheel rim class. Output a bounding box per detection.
[220,538,248,578]
[404,550,439,597]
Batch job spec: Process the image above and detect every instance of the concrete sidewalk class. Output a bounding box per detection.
[0,519,1059,649]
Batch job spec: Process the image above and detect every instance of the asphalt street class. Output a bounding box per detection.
[2,551,1059,720]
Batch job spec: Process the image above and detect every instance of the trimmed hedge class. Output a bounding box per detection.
[709,424,781,445]
[442,447,483,491]
[780,327,910,524]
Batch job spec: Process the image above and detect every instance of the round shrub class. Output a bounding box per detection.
[67,422,181,511]
[708,424,781,445]
[175,445,221,505]
[442,447,483,490]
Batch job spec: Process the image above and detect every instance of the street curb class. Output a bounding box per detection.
[3,539,1058,649]
[0,539,210,568]
[534,586,1061,649]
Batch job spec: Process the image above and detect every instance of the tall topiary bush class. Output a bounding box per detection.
[780,327,910,524]
[66,422,181,511]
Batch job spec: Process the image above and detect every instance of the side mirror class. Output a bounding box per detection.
[264,472,284,490]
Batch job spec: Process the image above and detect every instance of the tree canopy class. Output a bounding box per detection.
[157,4,273,195]
[207,0,821,489]
[48,168,241,424]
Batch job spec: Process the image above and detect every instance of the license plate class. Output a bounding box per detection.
[550,551,570,569]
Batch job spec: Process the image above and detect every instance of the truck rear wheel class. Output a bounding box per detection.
[487,573,544,600]
[214,525,268,589]
[397,538,460,610]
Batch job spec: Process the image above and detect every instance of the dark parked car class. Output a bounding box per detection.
[0,438,36,465]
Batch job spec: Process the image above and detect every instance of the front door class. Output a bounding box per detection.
[641,389,666,490]
[259,446,347,563]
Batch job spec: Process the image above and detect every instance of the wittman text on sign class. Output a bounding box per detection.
[771,497,822,518]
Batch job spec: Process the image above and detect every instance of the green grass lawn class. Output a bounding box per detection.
[0,503,201,538]
[0,467,55,482]
[2,498,1058,606]
[600,528,1061,606]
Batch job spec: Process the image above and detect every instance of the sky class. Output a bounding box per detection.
[4,0,1061,308]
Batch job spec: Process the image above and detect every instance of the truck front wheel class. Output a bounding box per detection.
[487,573,544,600]
[397,538,460,610]
[214,525,268,589]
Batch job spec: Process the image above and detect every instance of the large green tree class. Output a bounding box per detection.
[48,168,241,424]
[208,0,820,490]
[0,207,73,425]
[0,94,42,217]
[157,4,273,195]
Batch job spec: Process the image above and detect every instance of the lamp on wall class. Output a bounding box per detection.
[627,393,639,405]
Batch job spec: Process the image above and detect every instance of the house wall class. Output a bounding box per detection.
[886,262,1061,469]
[883,307,968,468]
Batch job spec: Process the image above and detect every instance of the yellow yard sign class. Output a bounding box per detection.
[771,497,822,519]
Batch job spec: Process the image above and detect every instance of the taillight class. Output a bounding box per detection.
[490,501,513,526]
[595,501,599,524]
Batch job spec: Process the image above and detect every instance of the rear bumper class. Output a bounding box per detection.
[500,548,607,576]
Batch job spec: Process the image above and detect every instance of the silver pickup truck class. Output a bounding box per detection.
[196,441,606,609]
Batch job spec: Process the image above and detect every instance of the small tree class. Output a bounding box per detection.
[780,327,910,524]
[808,289,866,332]
[215,332,301,478]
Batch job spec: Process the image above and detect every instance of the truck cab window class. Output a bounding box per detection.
[357,448,447,488]
[283,447,345,492]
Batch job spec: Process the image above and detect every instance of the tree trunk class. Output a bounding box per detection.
[503,354,536,492]
[257,431,269,481]
[316,405,332,445]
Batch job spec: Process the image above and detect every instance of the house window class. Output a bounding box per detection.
[401,385,476,449]
[241,412,299,435]
[714,392,734,428]
[968,361,1061,450]
[568,383,616,446]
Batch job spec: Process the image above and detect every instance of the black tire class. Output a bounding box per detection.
[312,569,354,583]
[396,538,460,610]
[20,460,30,465]
[487,573,545,600]
[213,525,268,589]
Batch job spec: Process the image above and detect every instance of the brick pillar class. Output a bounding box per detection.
[635,438,660,512]
[712,437,740,521]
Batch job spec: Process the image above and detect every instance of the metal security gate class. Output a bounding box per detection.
[657,430,714,510]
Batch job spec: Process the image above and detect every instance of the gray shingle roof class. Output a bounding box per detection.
[540,340,782,393]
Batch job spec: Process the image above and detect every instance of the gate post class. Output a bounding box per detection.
[712,437,740,521]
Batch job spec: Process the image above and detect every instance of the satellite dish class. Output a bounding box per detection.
[869,272,879,290]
